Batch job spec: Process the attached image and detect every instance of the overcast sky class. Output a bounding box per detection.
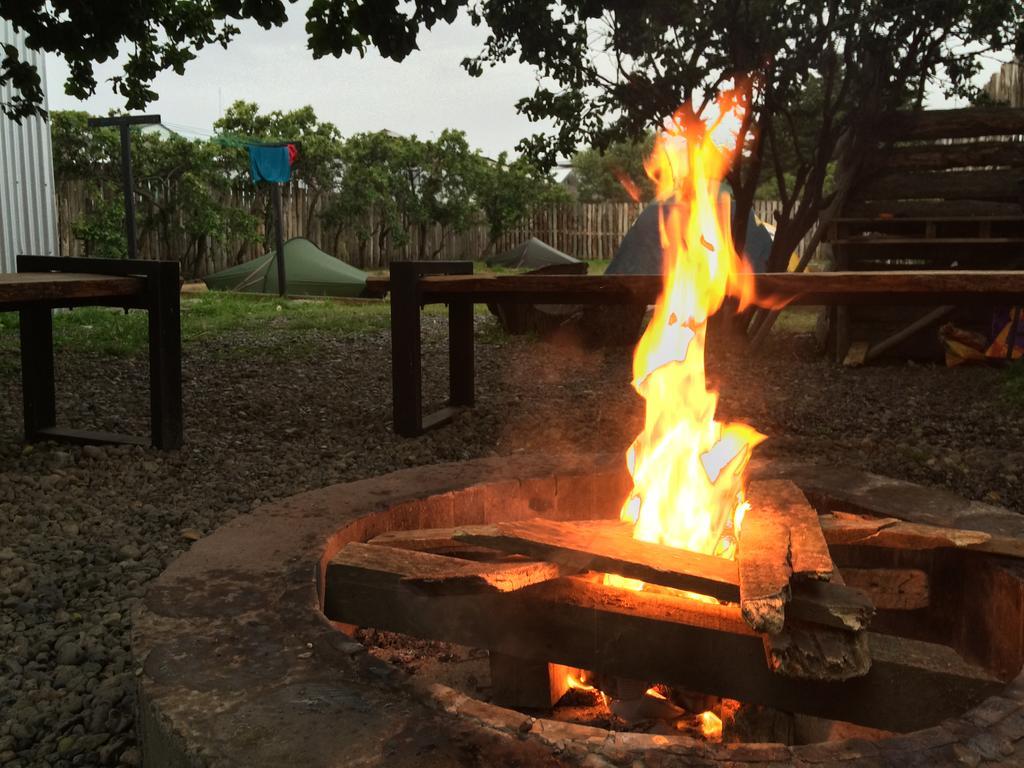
[44,8,1015,159]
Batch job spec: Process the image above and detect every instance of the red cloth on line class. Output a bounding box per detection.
[287,143,298,166]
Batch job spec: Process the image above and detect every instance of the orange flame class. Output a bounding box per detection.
[617,88,765,571]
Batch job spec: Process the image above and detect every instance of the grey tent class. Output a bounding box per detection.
[203,237,369,298]
[486,238,581,269]
[606,196,773,276]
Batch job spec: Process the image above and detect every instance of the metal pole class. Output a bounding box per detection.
[120,123,138,259]
[272,183,287,296]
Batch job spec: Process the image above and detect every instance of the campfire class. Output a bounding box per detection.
[321,94,1019,746]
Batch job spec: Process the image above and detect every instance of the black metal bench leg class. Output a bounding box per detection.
[391,262,424,437]
[19,307,57,441]
[449,300,474,407]
[147,262,183,449]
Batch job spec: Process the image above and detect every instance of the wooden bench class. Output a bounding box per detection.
[827,107,1024,362]
[367,264,1024,436]
[2,255,183,449]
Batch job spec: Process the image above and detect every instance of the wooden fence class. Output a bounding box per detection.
[985,59,1024,108]
[54,180,808,278]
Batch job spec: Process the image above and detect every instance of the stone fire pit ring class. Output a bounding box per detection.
[134,454,1024,767]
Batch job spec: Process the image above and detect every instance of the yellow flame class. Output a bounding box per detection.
[616,87,765,568]
[700,710,723,740]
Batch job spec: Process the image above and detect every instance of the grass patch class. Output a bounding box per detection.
[1004,359,1024,406]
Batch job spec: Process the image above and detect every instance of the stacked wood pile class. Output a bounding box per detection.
[323,480,1011,732]
[826,107,1024,364]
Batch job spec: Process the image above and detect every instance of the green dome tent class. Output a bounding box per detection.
[485,238,581,269]
[204,238,369,298]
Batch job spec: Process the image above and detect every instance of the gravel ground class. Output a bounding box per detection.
[1,311,1022,766]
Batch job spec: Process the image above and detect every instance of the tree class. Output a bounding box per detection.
[572,135,655,203]
[10,1,1021,274]
[475,153,567,251]
[50,110,259,274]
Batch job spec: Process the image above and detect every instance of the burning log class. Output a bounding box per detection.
[338,543,565,595]
[748,480,833,582]
[736,498,792,634]
[452,518,740,602]
[324,545,1003,731]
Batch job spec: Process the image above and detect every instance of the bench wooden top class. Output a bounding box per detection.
[365,270,1024,306]
[0,273,146,311]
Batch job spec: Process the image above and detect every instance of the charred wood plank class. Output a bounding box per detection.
[324,551,1002,731]
[452,518,741,603]
[339,543,564,595]
[842,199,1024,218]
[737,497,792,634]
[765,622,871,681]
[842,568,930,611]
[748,480,833,582]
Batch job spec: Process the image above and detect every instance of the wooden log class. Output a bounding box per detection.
[856,169,1024,203]
[452,518,742,603]
[881,107,1024,141]
[748,479,833,581]
[489,652,577,710]
[863,306,957,362]
[737,498,792,634]
[340,543,564,595]
[324,549,1003,731]
[842,568,930,611]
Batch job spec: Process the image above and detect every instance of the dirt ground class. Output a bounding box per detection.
[0,312,1021,767]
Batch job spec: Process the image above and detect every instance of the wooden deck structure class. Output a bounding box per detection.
[826,107,1024,362]
[367,266,1024,436]
[2,256,183,449]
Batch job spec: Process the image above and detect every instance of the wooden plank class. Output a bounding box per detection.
[843,199,1024,218]
[737,497,792,634]
[863,306,956,362]
[340,543,564,595]
[881,107,1024,140]
[369,271,1024,308]
[842,341,870,367]
[324,552,1003,731]
[452,518,741,602]
[842,568,930,611]
[0,273,144,309]
[749,479,833,581]
[819,512,994,551]
[454,518,872,631]
[876,140,1024,172]
[856,169,1024,203]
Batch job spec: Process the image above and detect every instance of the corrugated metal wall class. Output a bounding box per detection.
[0,18,58,273]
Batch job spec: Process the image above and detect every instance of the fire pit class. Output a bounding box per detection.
[134,453,1024,766]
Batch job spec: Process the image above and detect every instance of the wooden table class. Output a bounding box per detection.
[2,256,182,449]
[371,264,1024,436]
